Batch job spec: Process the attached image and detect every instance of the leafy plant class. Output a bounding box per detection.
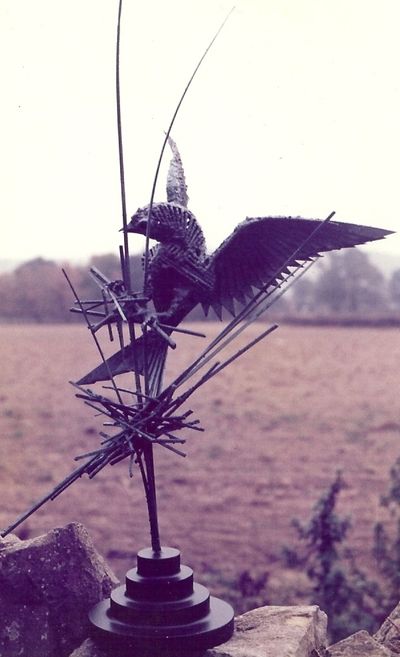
[282,472,383,642]
[227,569,270,615]
[373,456,400,613]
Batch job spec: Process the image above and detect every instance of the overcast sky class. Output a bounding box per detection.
[2,0,400,263]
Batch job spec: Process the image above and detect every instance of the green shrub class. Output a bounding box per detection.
[282,472,383,642]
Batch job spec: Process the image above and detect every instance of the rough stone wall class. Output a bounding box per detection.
[0,523,398,657]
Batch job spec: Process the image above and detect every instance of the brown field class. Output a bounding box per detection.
[1,322,399,607]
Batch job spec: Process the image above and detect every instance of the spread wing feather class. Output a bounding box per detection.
[204,216,392,314]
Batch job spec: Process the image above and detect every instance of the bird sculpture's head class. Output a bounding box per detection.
[126,202,201,246]
[126,205,164,240]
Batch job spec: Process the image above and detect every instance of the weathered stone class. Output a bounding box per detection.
[208,605,327,657]
[0,522,118,657]
[328,630,393,656]
[374,602,400,655]
[69,638,109,657]
[70,605,327,657]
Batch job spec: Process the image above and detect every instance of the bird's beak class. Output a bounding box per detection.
[124,216,148,235]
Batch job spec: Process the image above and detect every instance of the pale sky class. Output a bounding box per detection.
[1,0,400,262]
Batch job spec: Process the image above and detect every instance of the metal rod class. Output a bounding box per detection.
[202,324,279,382]
[69,308,106,317]
[116,0,131,291]
[158,324,206,338]
[0,458,97,537]
[143,445,161,553]
[102,289,114,342]
[115,1,144,402]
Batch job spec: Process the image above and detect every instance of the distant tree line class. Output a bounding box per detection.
[289,249,400,320]
[0,254,143,323]
[0,249,399,323]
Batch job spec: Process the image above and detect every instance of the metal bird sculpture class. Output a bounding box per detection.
[0,5,395,649]
[77,138,393,393]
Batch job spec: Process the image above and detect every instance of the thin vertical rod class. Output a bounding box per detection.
[116,0,131,292]
[116,0,143,398]
[116,4,156,547]
[143,445,161,553]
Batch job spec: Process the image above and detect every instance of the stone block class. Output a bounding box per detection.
[0,522,118,657]
[208,605,327,657]
[374,601,400,655]
[328,630,393,656]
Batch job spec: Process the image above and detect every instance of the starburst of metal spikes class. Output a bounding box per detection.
[71,382,203,466]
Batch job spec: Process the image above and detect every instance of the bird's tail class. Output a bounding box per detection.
[77,332,169,396]
[166,136,189,208]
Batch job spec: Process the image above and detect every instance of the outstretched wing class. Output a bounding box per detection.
[204,216,393,316]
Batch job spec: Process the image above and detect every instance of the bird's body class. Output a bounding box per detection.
[133,203,212,322]
[78,140,393,392]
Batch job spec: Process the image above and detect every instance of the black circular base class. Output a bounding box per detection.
[89,547,234,656]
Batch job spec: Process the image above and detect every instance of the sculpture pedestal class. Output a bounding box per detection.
[89,546,234,655]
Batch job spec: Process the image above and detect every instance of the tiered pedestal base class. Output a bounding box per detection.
[89,546,234,655]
